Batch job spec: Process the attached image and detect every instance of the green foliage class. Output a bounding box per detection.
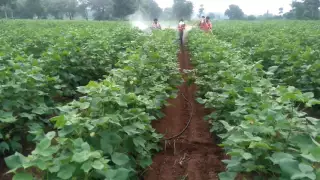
[212,21,320,100]
[0,0,165,20]
[3,21,181,179]
[224,4,245,20]
[172,0,194,20]
[285,0,320,20]
[0,20,156,156]
[188,29,320,179]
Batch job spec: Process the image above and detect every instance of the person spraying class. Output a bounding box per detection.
[151,18,161,30]
[178,19,186,45]
[199,16,206,30]
[203,16,212,32]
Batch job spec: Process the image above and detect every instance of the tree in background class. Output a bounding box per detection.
[160,7,173,20]
[23,0,46,18]
[247,15,257,20]
[172,0,193,20]
[224,4,244,20]
[89,0,113,20]
[78,0,89,20]
[65,0,77,20]
[284,0,320,20]
[303,0,320,19]
[46,0,65,19]
[112,0,138,19]
[198,4,204,18]
[0,0,17,18]
[138,0,162,20]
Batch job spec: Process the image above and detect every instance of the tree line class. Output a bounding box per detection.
[224,0,320,20]
[0,0,194,20]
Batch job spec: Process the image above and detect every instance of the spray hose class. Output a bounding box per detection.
[163,91,193,140]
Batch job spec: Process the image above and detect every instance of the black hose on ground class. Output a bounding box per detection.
[163,91,193,140]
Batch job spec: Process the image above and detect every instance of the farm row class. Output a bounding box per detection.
[1,21,181,180]
[188,23,320,179]
[1,20,319,180]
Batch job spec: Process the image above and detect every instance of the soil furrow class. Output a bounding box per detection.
[144,48,225,180]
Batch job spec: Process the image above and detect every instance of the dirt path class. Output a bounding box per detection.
[144,47,225,180]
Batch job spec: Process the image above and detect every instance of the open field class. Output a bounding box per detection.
[0,20,319,180]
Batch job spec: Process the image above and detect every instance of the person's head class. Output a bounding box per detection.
[201,16,205,19]
[179,18,184,22]
[154,18,158,23]
[206,16,210,21]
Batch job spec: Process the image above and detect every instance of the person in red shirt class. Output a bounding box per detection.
[203,16,212,32]
[151,18,161,30]
[178,19,186,45]
[199,16,206,30]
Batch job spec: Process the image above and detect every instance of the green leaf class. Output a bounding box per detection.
[291,172,316,180]
[0,142,10,153]
[37,138,51,151]
[13,172,33,180]
[20,113,34,120]
[101,141,113,155]
[299,163,313,173]
[37,146,59,157]
[51,115,66,128]
[0,111,17,123]
[310,147,320,161]
[92,160,104,170]
[89,151,102,159]
[105,168,130,180]
[301,153,319,162]
[196,98,206,104]
[48,164,60,173]
[219,120,234,131]
[279,159,300,177]
[5,153,25,169]
[270,152,295,164]
[58,126,74,137]
[99,132,122,145]
[122,126,139,135]
[57,164,76,180]
[218,172,237,180]
[268,66,278,73]
[111,153,130,166]
[45,131,56,140]
[81,161,92,173]
[79,102,90,110]
[248,142,271,149]
[139,156,152,168]
[242,152,252,160]
[72,151,90,163]
[133,137,146,148]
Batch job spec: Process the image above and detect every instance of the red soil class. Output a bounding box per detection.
[144,47,226,180]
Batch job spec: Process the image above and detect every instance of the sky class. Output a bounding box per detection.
[154,0,293,16]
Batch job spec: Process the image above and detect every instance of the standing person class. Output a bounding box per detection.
[199,16,206,30]
[203,16,212,32]
[151,18,161,30]
[178,19,186,45]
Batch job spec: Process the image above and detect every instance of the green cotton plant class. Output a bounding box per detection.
[5,28,181,180]
[188,29,320,180]
[0,49,59,154]
[212,21,320,99]
[0,21,150,157]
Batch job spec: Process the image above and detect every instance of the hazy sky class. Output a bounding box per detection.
[154,0,293,15]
